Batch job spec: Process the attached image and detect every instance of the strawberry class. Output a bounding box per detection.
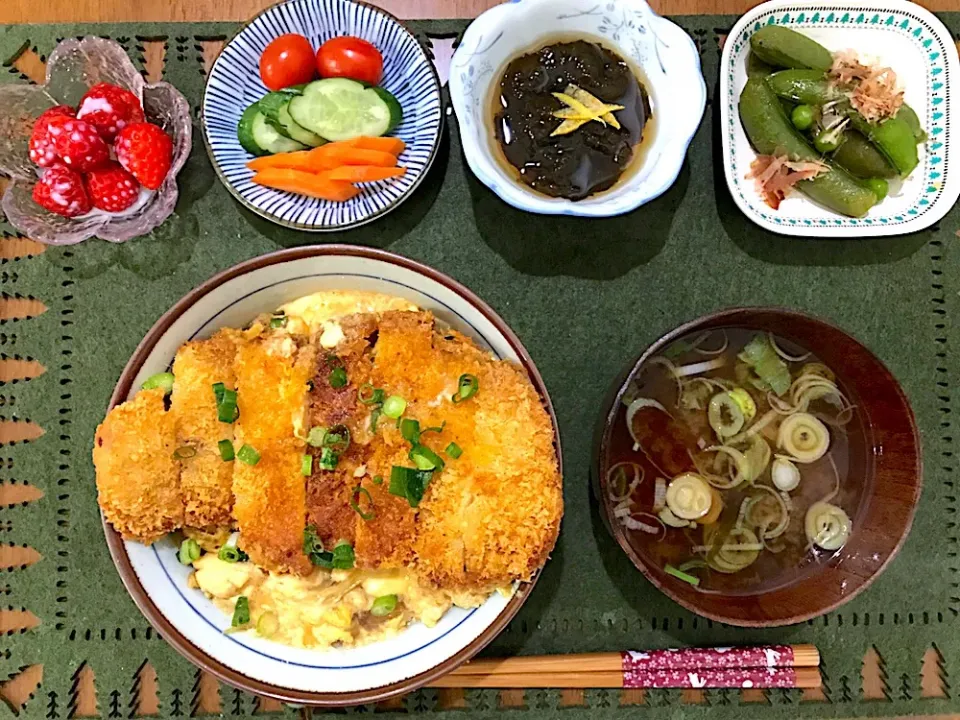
[32,164,92,218]
[46,117,110,172]
[76,83,145,142]
[84,162,141,212]
[114,122,173,190]
[28,105,75,167]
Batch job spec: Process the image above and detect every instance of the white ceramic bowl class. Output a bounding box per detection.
[102,247,561,706]
[448,0,706,217]
[720,0,960,237]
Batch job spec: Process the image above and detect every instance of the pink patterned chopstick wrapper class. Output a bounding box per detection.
[622,667,798,689]
[621,646,800,688]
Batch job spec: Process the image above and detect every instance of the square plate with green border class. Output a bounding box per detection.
[720,0,960,237]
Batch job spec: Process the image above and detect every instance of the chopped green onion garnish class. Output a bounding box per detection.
[216,388,239,423]
[178,538,200,565]
[370,594,398,616]
[373,475,383,485]
[231,596,250,627]
[350,485,376,520]
[409,444,445,471]
[237,444,260,466]
[388,466,433,508]
[400,418,420,444]
[270,312,287,329]
[331,540,355,570]
[664,563,701,587]
[370,408,381,432]
[217,404,239,423]
[452,374,479,403]
[219,545,243,563]
[301,454,313,476]
[322,424,350,452]
[303,524,333,567]
[383,395,406,419]
[445,442,463,459]
[421,421,446,436]
[212,382,226,404]
[257,611,279,637]
[319,447,339,470]
[142,372,175,395]
[218,439,235,462]
[329,367,348,388]
[358,383,385,406]
[172,446,197,460]
[307,426,327,447]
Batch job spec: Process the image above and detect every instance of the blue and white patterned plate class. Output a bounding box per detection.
[202,0,443,232]
[720,0,960,237]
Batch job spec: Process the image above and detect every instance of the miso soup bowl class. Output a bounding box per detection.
[593,307,922,627]
[449,0,706,217]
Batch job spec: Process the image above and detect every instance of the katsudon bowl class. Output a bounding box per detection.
[100,246,562,706]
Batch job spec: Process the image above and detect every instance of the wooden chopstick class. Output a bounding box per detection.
[431,667,822,689]
[449,644,819,677]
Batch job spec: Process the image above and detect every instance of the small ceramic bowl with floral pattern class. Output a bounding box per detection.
[449,0,706,217]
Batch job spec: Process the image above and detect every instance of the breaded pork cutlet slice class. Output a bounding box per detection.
[367,311,562,594]
[303,312,419,568]
[232,330,315,575]
[304,314,381,553]
[93,388,183,544]
[424,333,562,591]
[170,329,242,531]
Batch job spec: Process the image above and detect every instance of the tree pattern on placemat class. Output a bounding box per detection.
[45,691,59,719]
[67,664,97,719]
[921,644,949,698]
[862,646,890,700]
[169,689,184,718]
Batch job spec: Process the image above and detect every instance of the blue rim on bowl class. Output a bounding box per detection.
[449,0,706,217]
[201,0,443,232]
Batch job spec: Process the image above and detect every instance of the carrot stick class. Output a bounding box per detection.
[252,168,359,202]
[320,165,407,182]
[308,144,398,169]
[341,136,406,156]
[246,151,315,172]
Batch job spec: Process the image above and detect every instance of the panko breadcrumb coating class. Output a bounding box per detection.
[171,329,243,530]
[93,388,183,544]
[94,300,562,597]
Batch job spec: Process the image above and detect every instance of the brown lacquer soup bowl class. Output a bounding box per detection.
[594,307,921,627]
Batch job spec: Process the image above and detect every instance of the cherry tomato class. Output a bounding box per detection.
[260,34,316,91]
[316,36,384,85]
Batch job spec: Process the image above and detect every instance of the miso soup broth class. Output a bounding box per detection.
[602,328,868,594]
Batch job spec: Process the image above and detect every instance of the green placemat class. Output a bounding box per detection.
[1,15,959,720]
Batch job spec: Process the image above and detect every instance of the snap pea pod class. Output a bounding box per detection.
[766,69,842,105]
[846,112,918,177]
[749,26,833,71]
[831,131,897,179]
[765,71,921,176]
[747,51,776,78]
[739,77,877,218]
[897,104,927,142]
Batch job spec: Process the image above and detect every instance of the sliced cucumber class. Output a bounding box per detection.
[277,104,325,147]
[258,92,325,146]
[238,103,267,156]
[370,87,403,133]
[288,78,400,142]
[251,112,306,154]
